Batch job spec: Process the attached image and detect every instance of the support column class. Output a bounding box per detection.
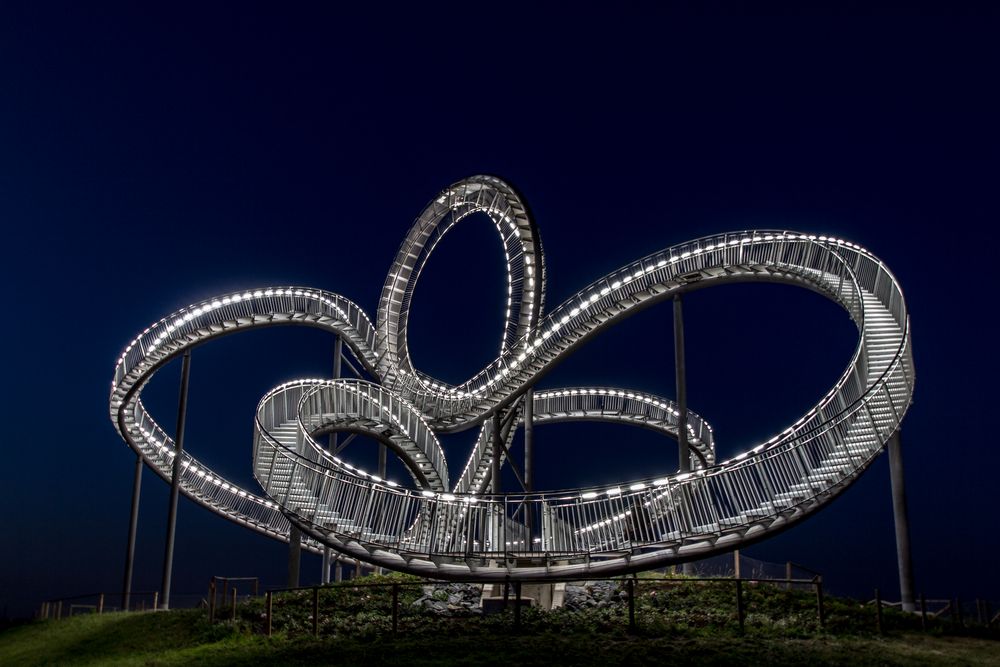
[524,389,534,492]
[122,453,143,611]
[492,412,502,494]
[888,430,916,612]
[674,296,695,576]
[524,389,535,547]
[321,547,331,585]
[288,525,301,588]
[160,350,191,610]
[673,295,690,474]
[331,336,342,452]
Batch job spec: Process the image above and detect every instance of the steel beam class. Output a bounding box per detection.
[288,525,301,588]
[888,430,916,612]
[492,412,502,494]
[160,350,191,610]
[122,452,143,611]
[673,295,690,473]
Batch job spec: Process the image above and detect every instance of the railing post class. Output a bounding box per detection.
[736,579,745,634]
[265,591,273,636]
[627,578,636,632]
[503,576,510,612]
[161,350,192,610]
[56,601,62,619]
[391,583,399,634]
[875,588,884,635]
[208,580,216,622]
[919,593,927,631]
[97,594,104,615]
[312,587,320,636]
[152,591,158,611]
[815,578,824,628]
[785,562,793,590]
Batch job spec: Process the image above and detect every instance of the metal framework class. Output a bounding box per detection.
[110,175,914,582]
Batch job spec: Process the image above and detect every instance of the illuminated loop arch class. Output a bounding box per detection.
[110,175,913,580]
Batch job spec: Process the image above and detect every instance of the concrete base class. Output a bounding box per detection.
[481,596,534,614]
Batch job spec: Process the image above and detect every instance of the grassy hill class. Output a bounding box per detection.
[3,575,997,666]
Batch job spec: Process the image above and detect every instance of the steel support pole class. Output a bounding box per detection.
[122,452,143,611]
[673,295,690,474]
[321,547,331,585]
[160,350,191,610]
[674,296,695,576]
[331,336,342,452]
[492,412,502,494]
[888,430,916,612]
[288,525,301,588]
[524,389,534,492]
[524,388,534,545]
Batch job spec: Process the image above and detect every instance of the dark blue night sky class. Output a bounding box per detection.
[1,5,997,618]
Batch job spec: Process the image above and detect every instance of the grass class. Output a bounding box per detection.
[3,574,998,666]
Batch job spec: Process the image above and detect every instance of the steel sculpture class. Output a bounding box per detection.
[111,175,914,582]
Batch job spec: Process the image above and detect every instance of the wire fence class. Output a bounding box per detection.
[37,558,1000,636]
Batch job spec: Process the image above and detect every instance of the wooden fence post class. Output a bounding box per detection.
[312,587,320,636]
[736,579,745,634]
[874,588,884,635]
[265,591,272,637]
[814,578,824,628]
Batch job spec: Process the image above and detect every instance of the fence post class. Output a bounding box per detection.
[875,588,884,635]
[57,601,63,619]
[392,583,399,635]
[814,578,824,628]
[956,597,964,626]
[230,587,237,621]
[503,577,510,612]
[976,599,984,626]
[209,581,216,622]
[152,592,158,611]
[265,591,273,637]
[951,598,959,624]
[736,579,745,634]
[40,602,48,619]
[98,594,105,615]
[312,587,320,636]
[514,582,522,630]
[253,579,259,597]
[920,593,927,631]
[626,579,636,632]
[785,562,792,590]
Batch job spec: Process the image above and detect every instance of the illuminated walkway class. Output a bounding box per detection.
[110,175,913,580]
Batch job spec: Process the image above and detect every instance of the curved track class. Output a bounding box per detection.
[111,175,913,579]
